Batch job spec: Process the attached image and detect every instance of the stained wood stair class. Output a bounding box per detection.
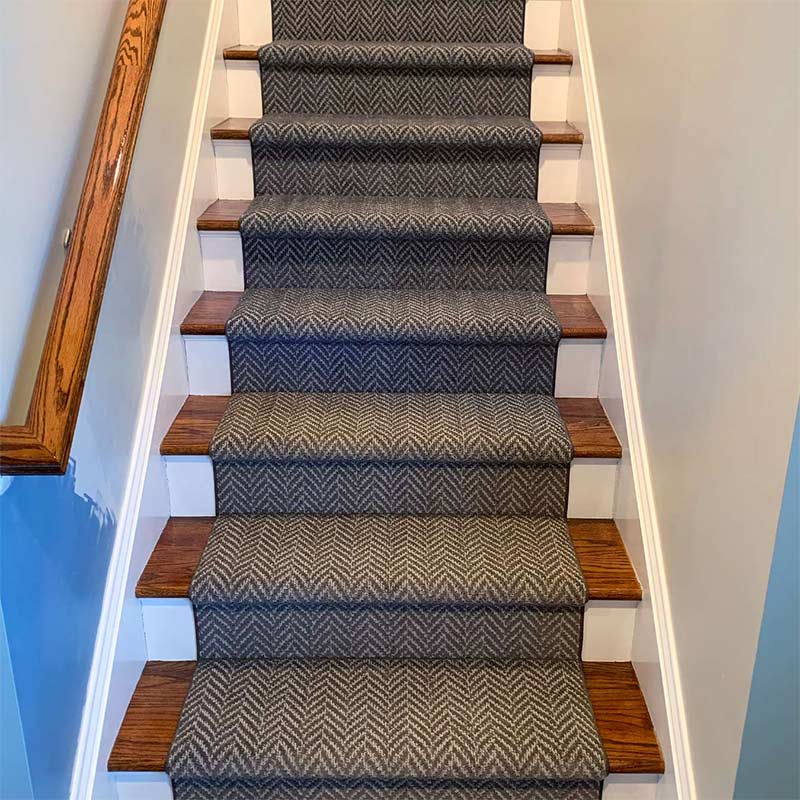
[109,660,663,775]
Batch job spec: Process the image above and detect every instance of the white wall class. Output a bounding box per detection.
[0,0,129,424]
[582,1,800,797]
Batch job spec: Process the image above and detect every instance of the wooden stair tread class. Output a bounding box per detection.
[108,660,662,774]
[181,290,606,339]
[138,517,640,602]
[161,395,622,459]
[197,199,596,236]
[223,44,573,66]
[211,117,583,145]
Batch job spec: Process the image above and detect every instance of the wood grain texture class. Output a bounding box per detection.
[197,199,595,235]
[108,661,196,772]
[161,395,621,459]
[109,661,660,774]
[223,44,573,66]
[211,117,584,145]
[137,517,214,597]
[138,517,639,601]
[0,0,168,474]
[556,398,622,459]
[584,662,665,774]
[180,291,605,339]
[569,520,641,601]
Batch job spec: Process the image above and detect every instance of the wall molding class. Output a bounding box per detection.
[570,3,696,798]
[68,2,226,796]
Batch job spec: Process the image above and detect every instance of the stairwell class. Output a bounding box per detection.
[107,2,664,798]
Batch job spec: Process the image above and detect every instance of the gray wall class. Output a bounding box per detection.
[583,1,800,795]
[0,0,127,423]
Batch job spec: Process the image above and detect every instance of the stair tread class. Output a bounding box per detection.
[227,288,562,344]
[198,199,595,235]
[211,392,572,465]
[137,517,641,602]
[108,660,663,775]
[161,396,622,459]
[241,194,551,241]
[184,515,587,608]
[255,40,534,72]
[224,43,574,66]
[183,291,607,339]
[213,116,584,145]
[171,659,607,783]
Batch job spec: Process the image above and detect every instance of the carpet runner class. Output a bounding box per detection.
[167,1,608,797]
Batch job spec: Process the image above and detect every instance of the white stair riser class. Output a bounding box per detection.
[140,597,636,662]
[200,231,593,295]
[163,455,618,520]
[235,0,566,51]
[226,60,572,123]
[234,0,566,51]
[184,335,602,398]
[112,771,658,800]
[213,140,581,204]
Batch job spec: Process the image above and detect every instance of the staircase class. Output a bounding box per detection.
[108,1,664,798]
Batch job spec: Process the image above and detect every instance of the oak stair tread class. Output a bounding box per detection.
[182,290,606,340]
[108,660,663,775]
[211,116,584,145]
[197,199,596,236]
[138,516,641,602]
[224,43,574,66]
[161,395,622,460]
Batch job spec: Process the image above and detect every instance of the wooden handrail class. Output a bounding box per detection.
[0,0,168,475]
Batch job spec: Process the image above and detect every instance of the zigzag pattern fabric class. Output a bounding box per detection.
[260,42,533,117]
[227,288,560,393]
[250,115,543,198]
[168,1,608,797]
[271,0,526,42]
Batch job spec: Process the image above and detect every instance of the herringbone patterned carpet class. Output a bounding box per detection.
[167,1,608,797]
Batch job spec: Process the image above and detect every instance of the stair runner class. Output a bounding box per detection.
[167,2,609,798]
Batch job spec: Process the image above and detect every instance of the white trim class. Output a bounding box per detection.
[570,3,696,797]
[68,3,227,797]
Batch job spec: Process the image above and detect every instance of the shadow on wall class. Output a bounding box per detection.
[0,461,116,800]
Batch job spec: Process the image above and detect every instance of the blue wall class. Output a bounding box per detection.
[1,460,117,799]
[0,598,33,799]
[735,403,800,799]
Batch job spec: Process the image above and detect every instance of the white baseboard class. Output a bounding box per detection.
[569,2,696,797]
[68,3,228,797]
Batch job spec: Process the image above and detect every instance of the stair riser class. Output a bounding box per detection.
[200,231,593,294]
[162,456,618,519]
[235,0,566,51]
[227,60,571,122]
[215,140,580,204]
[185,336,602,397]
[112,772,659,800]
[140,598,636,663]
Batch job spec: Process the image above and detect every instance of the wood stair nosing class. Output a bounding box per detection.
[223,44,574,66]
[181,291,606,340]
[211,117,585,146]
[108,659,663,775]
[160,395,623,460]
[196,199,596,237]
[137,516,642,603]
